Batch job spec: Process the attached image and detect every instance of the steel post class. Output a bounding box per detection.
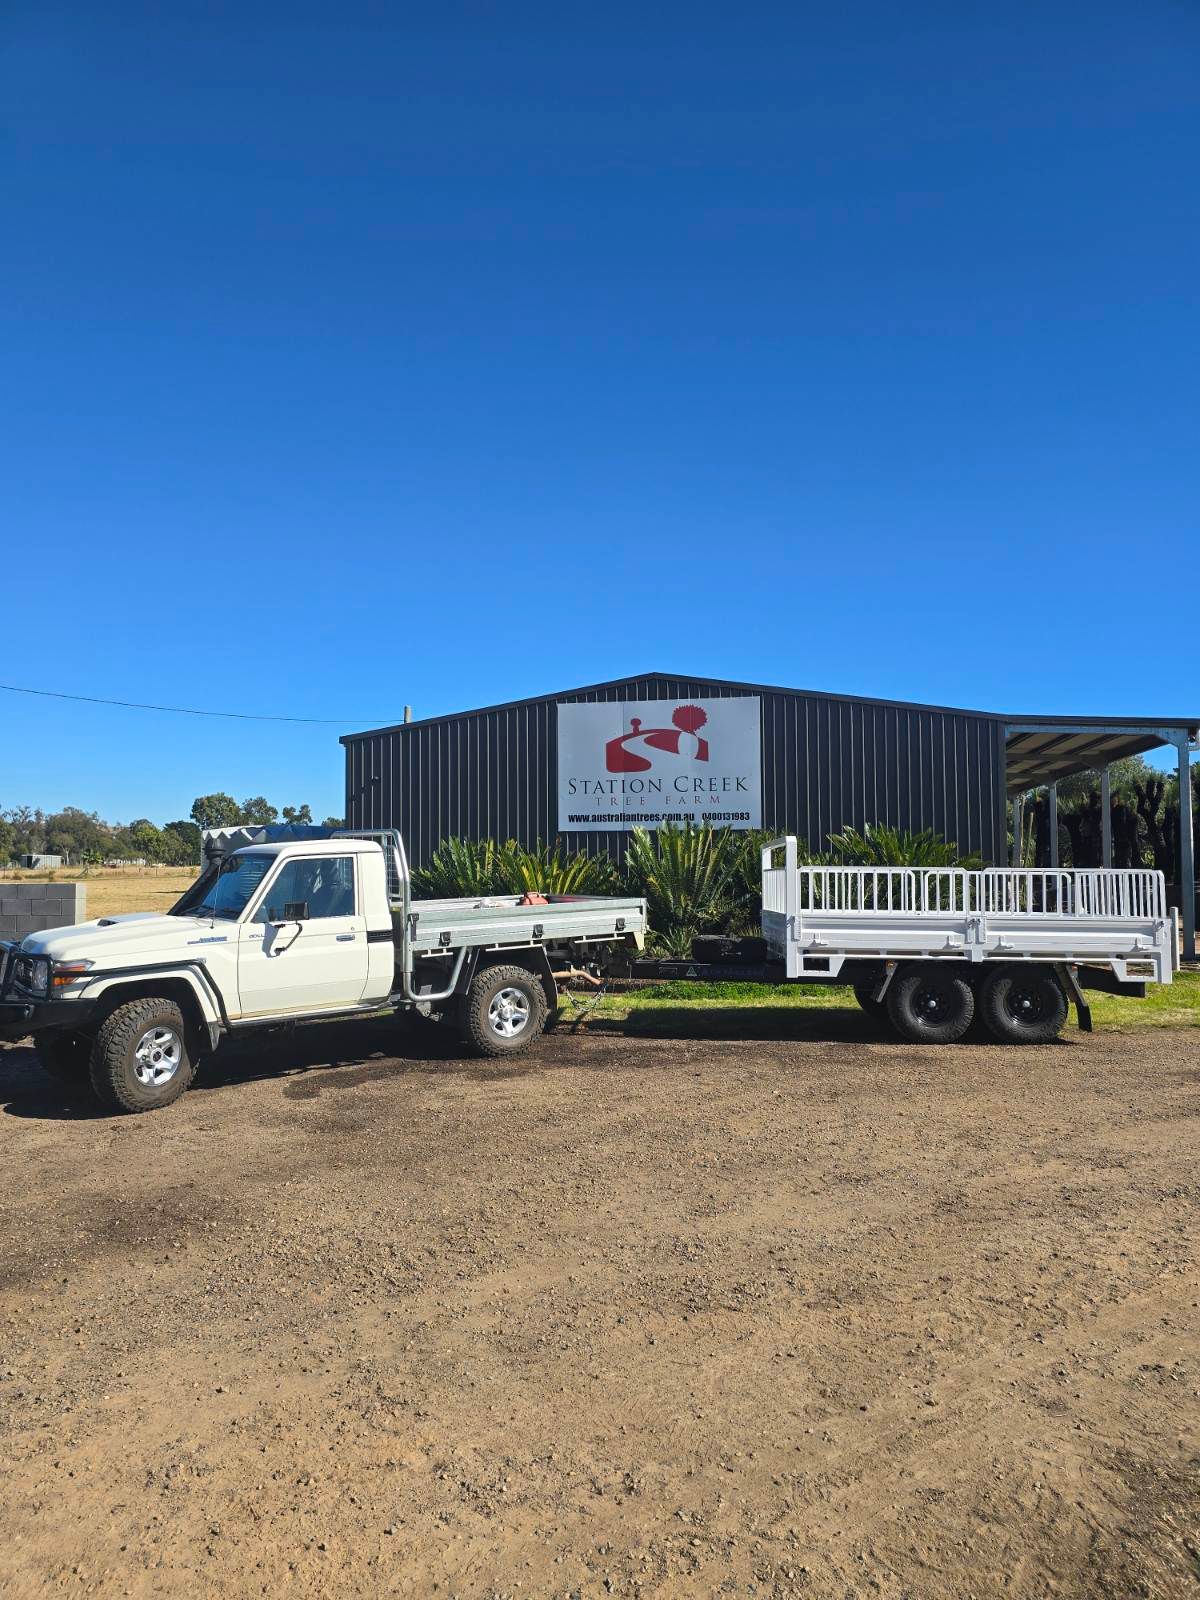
[1101,766,1112,868]
[1048,784,1059,869]
[1178,735,1196,962]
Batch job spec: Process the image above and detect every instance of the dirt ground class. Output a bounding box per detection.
[1,1013,1197,1599]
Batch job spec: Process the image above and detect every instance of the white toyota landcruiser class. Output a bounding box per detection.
[0,831,646,1114]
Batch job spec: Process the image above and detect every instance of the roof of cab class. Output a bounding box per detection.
[234,838,381,857]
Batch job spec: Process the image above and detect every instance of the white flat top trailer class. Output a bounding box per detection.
[759,838,1177,987]
[634,837,1179,1046]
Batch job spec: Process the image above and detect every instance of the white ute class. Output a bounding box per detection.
[0,830,647,1113]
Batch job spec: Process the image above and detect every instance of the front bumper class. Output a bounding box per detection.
[0,944,100,1041]
[0,995,99,1042]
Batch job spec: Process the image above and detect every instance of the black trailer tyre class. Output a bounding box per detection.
[460,964,548,1058]
[886,964,975,1044]
[978,967,1067,1045]
[35,1031,95,1099]
[89,997,195,1113]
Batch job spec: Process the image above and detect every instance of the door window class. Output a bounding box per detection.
[254,856,357,923]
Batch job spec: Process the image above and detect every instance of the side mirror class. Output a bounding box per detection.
[282,901,310,922]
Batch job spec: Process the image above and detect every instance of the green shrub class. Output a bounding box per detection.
[624,822,747,959]
[497,839,620,896]
[412,837,504,898]
[412,836,619,898]
[413,822,979,953]
[825,823,981,870]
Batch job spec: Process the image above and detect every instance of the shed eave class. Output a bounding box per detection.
[1003,719,1200,795]
[340,670,1023,743]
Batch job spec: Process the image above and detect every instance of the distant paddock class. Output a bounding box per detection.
[0,865,199,919]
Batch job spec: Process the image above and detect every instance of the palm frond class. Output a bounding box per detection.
[826,823,981,870]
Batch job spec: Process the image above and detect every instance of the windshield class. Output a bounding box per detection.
[186,852,273,921]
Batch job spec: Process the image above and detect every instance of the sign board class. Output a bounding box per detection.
[557,697,762,832]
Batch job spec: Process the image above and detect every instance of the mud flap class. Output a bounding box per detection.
[1057,964,1092,1033]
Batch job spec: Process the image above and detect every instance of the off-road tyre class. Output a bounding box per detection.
[35,1031,95,1101]
[459,964,548,1059]
[89,997,195,1114]
[886,964,975,1044]
[978,966,1067,1045]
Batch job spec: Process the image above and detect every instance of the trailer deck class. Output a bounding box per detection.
[760,839,1177,986]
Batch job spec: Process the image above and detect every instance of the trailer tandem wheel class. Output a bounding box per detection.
[886,964,975,1044]
[977,966,1068,1045]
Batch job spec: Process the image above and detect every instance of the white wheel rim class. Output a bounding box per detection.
[487,986,530,1039]
[133,1025,183,1086]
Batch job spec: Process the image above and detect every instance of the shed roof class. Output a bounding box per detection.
[342,673,1199,772]
[341,671,1005,741]
[1003,721,1196,794]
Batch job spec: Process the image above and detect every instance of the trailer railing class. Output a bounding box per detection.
[761,839,1166,922]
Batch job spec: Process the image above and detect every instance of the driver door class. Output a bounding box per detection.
[237,854,369,1016]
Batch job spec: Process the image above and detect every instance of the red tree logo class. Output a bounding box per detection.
[605,704,709,773]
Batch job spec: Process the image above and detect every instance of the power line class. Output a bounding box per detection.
[0,682,390,726]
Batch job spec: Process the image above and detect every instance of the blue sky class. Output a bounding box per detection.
[2,1,1197,823]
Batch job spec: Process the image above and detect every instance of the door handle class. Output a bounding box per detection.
[336,933,356,942]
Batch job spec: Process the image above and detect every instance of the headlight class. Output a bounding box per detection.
[15,956,51,997]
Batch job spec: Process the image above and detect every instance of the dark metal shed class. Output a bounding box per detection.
[342,672,1197,956]
[342,671,1011,867]
[346,679,1200,968]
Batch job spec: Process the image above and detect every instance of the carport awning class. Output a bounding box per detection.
[1004,726,1177,794]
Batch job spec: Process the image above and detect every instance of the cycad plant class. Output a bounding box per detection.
[411,837,504,897]
[411,835,620,898]
[822,823,981,910]
[624,822,745,958]
[498,839,620,896]
[826,823,981,869]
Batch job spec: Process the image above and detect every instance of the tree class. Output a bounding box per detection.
[162,820,202,865]
[5,806,45,856]
[45,807,107,863]
[1055,756,1155,805]
[0,815,13,864]
[239,796,279,826]
[190,793,241,829]
[322,815,346,829]
[281,804,313,825]
[120,819,165,862]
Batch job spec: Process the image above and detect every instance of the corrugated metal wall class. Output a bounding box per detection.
[342,674,1009,867]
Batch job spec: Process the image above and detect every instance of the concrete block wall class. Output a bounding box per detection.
[0,882,87,941]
